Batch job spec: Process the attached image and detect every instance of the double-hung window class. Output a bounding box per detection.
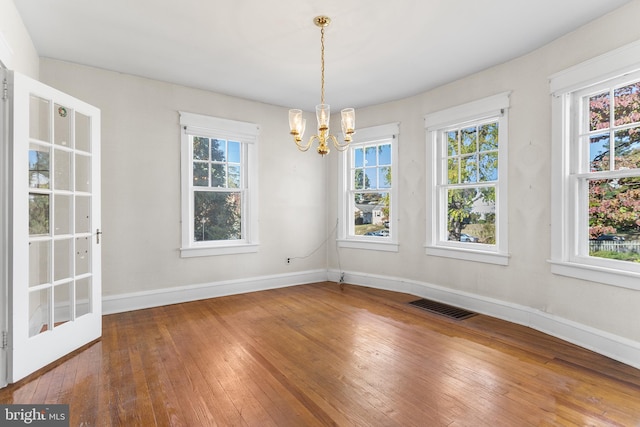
[338,123,399,252]
[179,112,259,257]
[550,41,640,289]
[425,92,510,265]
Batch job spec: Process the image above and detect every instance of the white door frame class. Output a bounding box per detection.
[0,66,8,388]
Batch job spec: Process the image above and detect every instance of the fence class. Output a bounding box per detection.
[589,240,640,253]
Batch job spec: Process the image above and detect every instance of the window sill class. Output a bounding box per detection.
[425,245,509,266]
[180,242,259,258]
[337,239,399,252]
[549,260,640,291]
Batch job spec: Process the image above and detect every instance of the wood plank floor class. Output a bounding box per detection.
[2,282,640,426]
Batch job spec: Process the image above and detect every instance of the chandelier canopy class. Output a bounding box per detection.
[289,16,355,156]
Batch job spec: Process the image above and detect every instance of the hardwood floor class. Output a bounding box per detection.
[2,282,640,426]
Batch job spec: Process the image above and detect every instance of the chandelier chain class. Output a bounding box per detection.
[320,26,325,105]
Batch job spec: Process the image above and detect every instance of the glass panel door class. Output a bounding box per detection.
[6,70,101,383]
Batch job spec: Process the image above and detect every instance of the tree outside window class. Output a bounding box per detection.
[585,80,640,263]
[445,122,498,244]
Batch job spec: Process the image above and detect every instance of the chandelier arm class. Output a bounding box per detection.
[328,134,350,152]
[294,135,314,152]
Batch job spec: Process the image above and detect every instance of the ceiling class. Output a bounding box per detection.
[15,0,634,112]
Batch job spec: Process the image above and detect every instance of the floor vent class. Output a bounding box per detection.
[408,299,477,320]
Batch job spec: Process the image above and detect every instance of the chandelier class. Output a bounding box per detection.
[288,16,355,156]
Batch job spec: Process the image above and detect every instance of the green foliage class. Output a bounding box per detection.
[446,122,498,241]
[192,137,242,242]
[590,250,640,263]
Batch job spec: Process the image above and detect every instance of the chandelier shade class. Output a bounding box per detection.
[288,16,355,156]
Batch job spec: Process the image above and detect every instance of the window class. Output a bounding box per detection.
[179,112,259,257]
[425,92,510,265]
[550,40,640,289]
[338,123,399,252]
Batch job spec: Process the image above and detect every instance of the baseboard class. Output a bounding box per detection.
[102,269,328,315]
[328,269,640,370]
[101,268,640,370]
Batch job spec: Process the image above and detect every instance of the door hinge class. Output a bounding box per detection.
[2,79,7,101]
[1,331,7,349]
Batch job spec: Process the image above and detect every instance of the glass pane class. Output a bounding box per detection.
[613,82,640,127]
[75,236,90,275]
[589,133,610,172]
[29,95,50,142]
[379,166,391,188]
[29,193,49,236]
[613,127,640,170]
[479,152,498,181]
[54,104,71,147]
[53,282,71,327]
[353,192,389,236]
[211,164,225,187]
[29,144,50,189]
[365,168,377,189]
[193,191,241,241]
[76,153,91,192]
[228,165,240,188]
[211,139,226,162]
[447,187,496,244]
[479,122,499,151]
[54,238,72,281]
[75,195,90,233]
[193,137,209,160]
[228,141,241,163]
[588,177,640,264]
[460,127,476,154]
[54,194,72,235]
[75,112,91,152]
[76,277,91,317]
[29,288,50,337]
[460,155,478,183]
[54,149,71,190]
[354,168,364,190]
[378,144,391,165]
[29,241,50,287]
[354,148,364,168]
[193,162,209,186]
[447,131,458,156]
[365,146,377,167]
[448,158,459,184]
[589,91,610,132]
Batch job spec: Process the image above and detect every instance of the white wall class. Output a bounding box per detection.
[0,0,38,76]
[39,60,329,298]
[327,0,640,345]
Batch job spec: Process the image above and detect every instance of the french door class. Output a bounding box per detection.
[3,70,101,383]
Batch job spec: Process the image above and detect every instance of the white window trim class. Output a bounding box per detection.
[549,40,640,290]
[337,122,400,252]
[424,92,511,265]
[179,111,259,257]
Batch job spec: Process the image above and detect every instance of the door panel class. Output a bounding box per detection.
[6,70,101,382]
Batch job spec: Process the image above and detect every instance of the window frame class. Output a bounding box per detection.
[179,111,259,258]
[425,92,510,265]
[550,40,640,290]
[337,123,399,252]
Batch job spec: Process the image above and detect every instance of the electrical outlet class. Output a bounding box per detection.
[287,258,291,264]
